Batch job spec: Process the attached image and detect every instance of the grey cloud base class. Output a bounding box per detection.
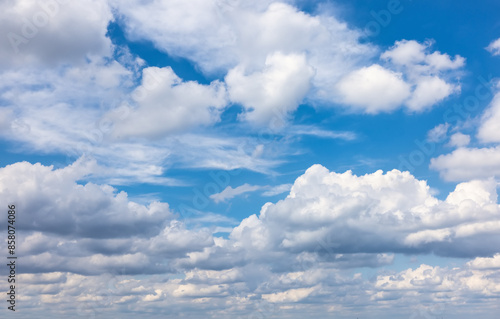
[1,160,500,317]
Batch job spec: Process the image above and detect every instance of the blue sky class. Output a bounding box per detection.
[1,0,500,318]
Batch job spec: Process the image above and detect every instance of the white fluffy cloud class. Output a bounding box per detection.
[1,160,500,317]
[448,132,470,148]
[111,0,380,119]
[0,1,498,317]
[381,40,465,71]
[226,52,314,126]
[487,38,500,56]
[177,165,500,275]
[430,146,500,181]
[8,159,500,271]
[431,86,500,181]
[406,76,457,111]
[335,64,411,113]
[468,253,500,269]
[477,85,500,143]
[0,159,214,276]
[110,66,227,138]
[386,40,464,107]
[374,263,500,316]
[0,158,172,238]
[112,1,371,74]
[11,261,500,319]
[336,40,463,113]
[0,0,465,145]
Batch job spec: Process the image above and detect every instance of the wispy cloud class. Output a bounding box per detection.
[262,183,292,196]
[290,125,357,141]
[210,183,262,203]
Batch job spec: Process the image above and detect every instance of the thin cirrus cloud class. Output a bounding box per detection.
[210,183,262,203]
[209,182,293,203]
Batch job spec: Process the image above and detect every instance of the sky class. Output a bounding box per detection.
[1,0,500,318]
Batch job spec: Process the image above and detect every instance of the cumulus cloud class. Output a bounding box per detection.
[1,160,500,317]
[384,40,463,109]
[177,165,500,275]
[0,2,280,182]
[406,76,457,111]
[0,0,113,68]
[0,158,172,238]
[467,254,500,269]
[335,40,463,113]
[0,159,215,275]
[374,263,500,309]
[262,286,317,303]
[447,132,470,148]
[431,86,500,181]
[112,1,372,75]
[226,52,314,126]
[430,146,500,181]
[477,85,500,143]
[110,67,227,138]
[0,62,280,182]
[111,0,379,118]
[335,64,411,113]
[381,39,465,72]
[11,160,500,274]
[487,38,500,56]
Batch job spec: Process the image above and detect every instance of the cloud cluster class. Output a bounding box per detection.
[0,1,499,317]
[1,159,500,317]
[213,165,500,266]
[112,1,464,123]
[337,40,464,113]
[3,160,500,268]
[0,0,470,187]
[431,83,500,181]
